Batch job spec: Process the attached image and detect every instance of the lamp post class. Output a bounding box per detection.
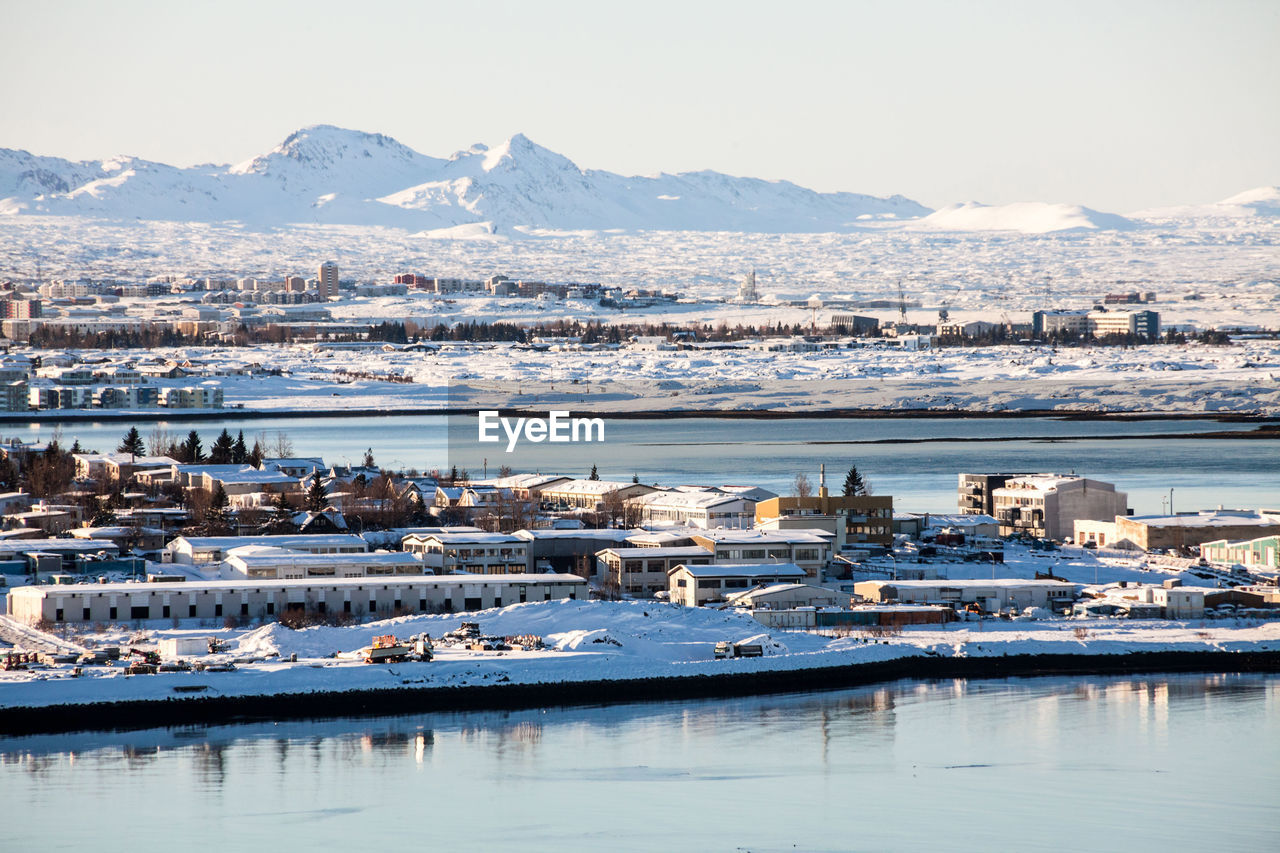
[1169,488,1175,516]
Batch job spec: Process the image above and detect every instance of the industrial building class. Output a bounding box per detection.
[853,579,1078,613]
[6,573,587,625]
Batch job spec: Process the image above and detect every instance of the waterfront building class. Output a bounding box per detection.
[992,475,1128,540]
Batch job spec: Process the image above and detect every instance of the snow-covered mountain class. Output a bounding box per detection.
[0,125,928,232]
[911,202,1141,234]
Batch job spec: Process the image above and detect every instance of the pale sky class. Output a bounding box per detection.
[1,0,1276,212]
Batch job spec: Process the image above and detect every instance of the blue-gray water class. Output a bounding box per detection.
[10,414,1279,513]
[1,674,1276,852]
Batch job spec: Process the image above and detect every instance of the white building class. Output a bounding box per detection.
[627,489,756,529]
[222,545,425,580]
[854,579,1077,613]
[166,534,369,565]
[668,562,810,607]
[992,475,1128,540]
[401,532,528,574]
[7,573,587,625]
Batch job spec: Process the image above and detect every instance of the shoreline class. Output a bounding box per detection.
[4,649,1278,737]
[1,406,1277,426]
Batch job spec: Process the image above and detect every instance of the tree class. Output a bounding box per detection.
[589,464,599,481]
[632,473,640,484]
[209,429,235,464]
[249,439,265,468]
[362,447,376,469]
[204,483,232,534]
[264,492,297,533]
[842,465,869,497]
[497,464,513,478]
[793,473,812,499]
[305,472,328,512]
[148,426,177,458]
[232,431,248,464]
[118,427,145,457]
[180,430,204,464]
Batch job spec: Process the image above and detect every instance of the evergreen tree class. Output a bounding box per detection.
[266,492,296,532]
[209,429,235,464]
[305,472,328,512]
[842,465,869,497]
[589,464,599,481]
[249,439,265,468]
[205,483,232,532]
[232,431,248,464]
[632,472,639,484]
[180,430,204,464]
[118,427,145,457]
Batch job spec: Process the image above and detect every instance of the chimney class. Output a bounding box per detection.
[819,463,828,499]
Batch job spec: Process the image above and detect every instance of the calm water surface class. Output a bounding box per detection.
[2,674,1277,852]
[11,414,1280,513]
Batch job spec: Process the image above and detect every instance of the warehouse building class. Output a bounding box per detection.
[7,573,587,625]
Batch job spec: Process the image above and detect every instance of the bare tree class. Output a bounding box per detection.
[148,427,175,457]
[793,473,812,499]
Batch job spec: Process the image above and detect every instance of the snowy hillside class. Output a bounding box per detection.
[911,201,1140,234]
[0,125,929,232]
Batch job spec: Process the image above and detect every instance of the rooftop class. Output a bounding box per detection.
[671,562,808,578]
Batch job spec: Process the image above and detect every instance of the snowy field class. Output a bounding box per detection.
[2,599,1277,711]
[14,336,1278,415]
[1,210,1277,329]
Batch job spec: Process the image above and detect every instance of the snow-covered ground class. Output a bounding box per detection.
[14,337,1277,415]
[2,599,1277,711]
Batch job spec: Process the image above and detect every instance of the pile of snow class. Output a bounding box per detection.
[911,202,1139,234]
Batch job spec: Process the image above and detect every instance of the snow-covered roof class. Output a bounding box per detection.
[693,529,829,545]
[404,531,525,544]
[629,490,744,509]
[15,572,586,596]
[670,562,808,578]
[170,534,368,551]
[1126,510,1280,528]
[543,479,648,496]
[515,528,636,541]
[597,545,713,558]
[870,578,1077,589]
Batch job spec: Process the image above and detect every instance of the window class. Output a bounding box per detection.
[343,600,351,613]
[241,603,249,617]
[82,607,90,621]
[109,606,117,620]
[266,601,274,615]
[214,604,223,617]
[189,604,197,618]
[162,605,171,619]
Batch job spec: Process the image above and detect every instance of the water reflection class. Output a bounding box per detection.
[1,674,1276,853]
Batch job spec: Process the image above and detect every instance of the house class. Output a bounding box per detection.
[755,492,893,547]
[668,562,809,607]
[166,533,369,565]
[596,545,714,597]
[627,489,756,529]
[401,532,528,574]
[992,475,1128,540]
[538,479,658,511]
[689,529,831,581]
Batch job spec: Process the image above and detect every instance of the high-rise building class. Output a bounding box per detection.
[317,261,339,298]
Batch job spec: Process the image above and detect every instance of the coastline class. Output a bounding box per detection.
[4,649,1278,737]
[1,405,1277,426]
